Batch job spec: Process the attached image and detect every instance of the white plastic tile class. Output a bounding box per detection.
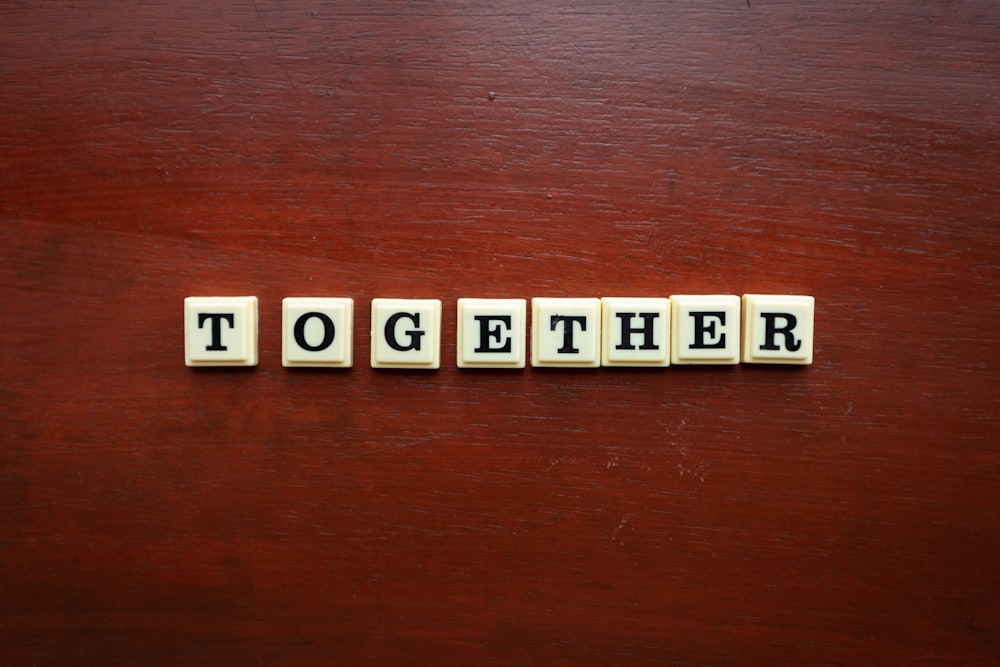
[456,298,526,368]
[282,297,354,367]
[741,294,814,364]
[670,294,741,365]
[601,297,670,367]
[531,298,601,368]
[184,296,258,367]
[371,298,441,369]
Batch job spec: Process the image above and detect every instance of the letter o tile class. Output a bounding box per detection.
[282,297,354,367]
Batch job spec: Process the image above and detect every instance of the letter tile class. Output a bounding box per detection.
[531,298,601,368]
[371,298,441,369]
[282,297,354,367]
[741,294,814,364]
[669,294,741,365]
[456,298,526,368]
[601,297,670,367]
[184,296,258,366]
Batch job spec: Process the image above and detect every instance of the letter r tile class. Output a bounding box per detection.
[184,296,258,367]
[741,294,814,364]
[531,298,601,368]
[371,298,442,369]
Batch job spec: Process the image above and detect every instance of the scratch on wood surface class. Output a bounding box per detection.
[251,0,293,86]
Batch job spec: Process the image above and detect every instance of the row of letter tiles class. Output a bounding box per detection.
[184,295,814,368]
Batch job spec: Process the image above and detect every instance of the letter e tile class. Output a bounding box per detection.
[457,298,526,368]
[670,294,741,365]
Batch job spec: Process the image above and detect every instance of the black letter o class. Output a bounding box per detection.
[293,312,335,351]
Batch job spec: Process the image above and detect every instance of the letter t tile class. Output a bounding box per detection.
[184,296,258,367]
[531,298,601,368]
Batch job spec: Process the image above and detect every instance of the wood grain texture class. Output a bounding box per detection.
[2,1,999,664]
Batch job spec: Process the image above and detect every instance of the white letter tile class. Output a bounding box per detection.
[457,298,526,368]
[601,297,670,367]
[741,294,814,364]
[531,298,601,368]
[371,298,441,369]
[184,296,258,367]
[670,294,741,365]
[282,297,354,367]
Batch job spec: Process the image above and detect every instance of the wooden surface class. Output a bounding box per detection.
[2,1,999,664]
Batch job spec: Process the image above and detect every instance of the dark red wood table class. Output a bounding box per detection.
[3,1,998,664]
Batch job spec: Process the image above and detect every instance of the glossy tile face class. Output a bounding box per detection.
[370,298,442,369]
[184,296,258,366]
[601,297,671,367]
[456,298,526,368]
[741,294,814,364]
[531,298,601,367]
[670,294,741,365]
[282,297,354,367]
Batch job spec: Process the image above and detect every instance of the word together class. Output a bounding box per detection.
[183,295,814,368]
